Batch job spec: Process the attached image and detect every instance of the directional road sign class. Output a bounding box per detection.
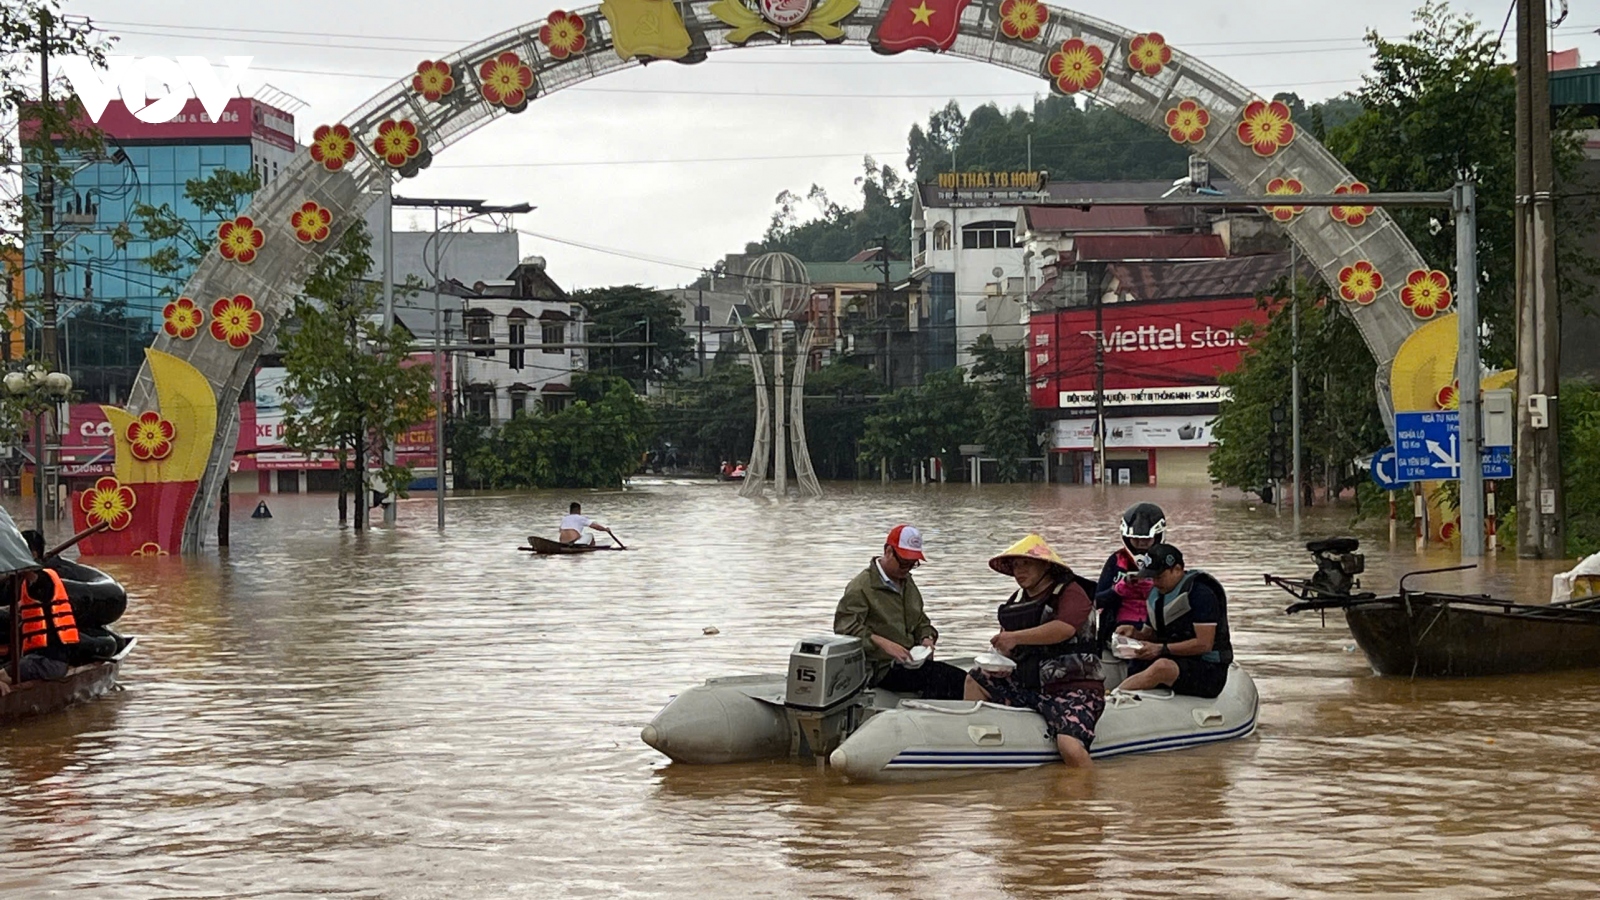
[1393,410,1513,482]
[1369,445,1403,490]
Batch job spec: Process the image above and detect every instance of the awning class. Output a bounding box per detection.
[539,309,573,322]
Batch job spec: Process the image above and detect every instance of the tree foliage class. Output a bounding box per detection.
[1208,281,1387,496]
[967,334,1036,482]
[451,372,653,489]
[277,222,435,527]
[748,157,914,261]
[131,168,260,295]
[575,284,695,389]
[858,367,979,476]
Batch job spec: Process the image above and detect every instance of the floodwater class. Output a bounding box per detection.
[3,481,1599,899]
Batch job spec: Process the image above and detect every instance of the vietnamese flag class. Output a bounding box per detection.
[872,0,973,54]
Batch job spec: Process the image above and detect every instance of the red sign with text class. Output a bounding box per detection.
[1028,297,1270,409]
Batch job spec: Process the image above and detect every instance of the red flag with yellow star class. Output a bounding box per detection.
[871,0,972,54]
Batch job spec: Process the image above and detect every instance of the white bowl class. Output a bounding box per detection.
[973,651,1016,675]
[901,645,932,669]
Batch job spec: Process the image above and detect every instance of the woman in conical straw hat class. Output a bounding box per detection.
[963,533,1106,767]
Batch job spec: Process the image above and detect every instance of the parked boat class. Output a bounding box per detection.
[1268,537,1600,677]
[2,637,136,724]
[642,636,1259,782]
[520,535,624,555]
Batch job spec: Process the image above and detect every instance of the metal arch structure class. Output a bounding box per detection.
[131,0,1432,551]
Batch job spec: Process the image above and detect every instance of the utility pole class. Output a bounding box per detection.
[381,180,397,527]
[1093,290,1105,488]
[37,8,56,371]
[1456,179,1484,557]
[1291,243,1301,531]
[433,205,445,530]
[877,236,892,388]
[1514,0,1564,557]
[697,286,705,377]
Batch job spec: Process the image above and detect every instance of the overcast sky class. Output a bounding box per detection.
[62,0,1600,290]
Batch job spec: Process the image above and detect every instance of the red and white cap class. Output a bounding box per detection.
[886,524,925,561]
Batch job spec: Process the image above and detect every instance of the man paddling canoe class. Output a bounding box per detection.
[559,502,617,546]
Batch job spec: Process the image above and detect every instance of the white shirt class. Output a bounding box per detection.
[560,514,592,532]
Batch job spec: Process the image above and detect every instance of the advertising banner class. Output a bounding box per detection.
[1029,297,1268,409]
[1051,415,1217,451]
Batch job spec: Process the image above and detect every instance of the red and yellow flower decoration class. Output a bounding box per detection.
[1046,39,1105,95]
[81,477,136,532]
[1331,182,1375,227]
[411,60,456,102]
[539,10,588,59]
[1127,32,1172,77]
[373,119,423,168]
[309,124,356,172]
[479,51,535,108]
[1263,177,1306,222]
[217,216,264,265]
[126,411,176,462]
[210,294,265,349]
[998,0,1047,42]
[162,297,204,340]
[291,201,333,244]
[1236,99,1297,157]
[1337,260,1384,305]
[1400,269,1453,319]
[1163,98,1209,145]
[1436,380,1460,410]
[132,542,168,558]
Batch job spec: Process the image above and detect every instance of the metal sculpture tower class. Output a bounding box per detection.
[739,253,822,499]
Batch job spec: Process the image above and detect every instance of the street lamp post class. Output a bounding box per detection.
[4,365,73,532]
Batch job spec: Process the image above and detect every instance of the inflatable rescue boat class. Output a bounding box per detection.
[643,636,1259,783]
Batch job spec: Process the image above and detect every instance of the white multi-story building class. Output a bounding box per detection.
[453,257,585,422]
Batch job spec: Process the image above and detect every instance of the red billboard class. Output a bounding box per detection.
[1028,297,1270,409]
[23,97,296,151]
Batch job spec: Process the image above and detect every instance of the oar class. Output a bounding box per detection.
[45,521,110,560]
[608,531,627,551]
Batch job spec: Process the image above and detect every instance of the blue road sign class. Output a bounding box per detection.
[1369,445,1403,490]
[1394,410,1514,482]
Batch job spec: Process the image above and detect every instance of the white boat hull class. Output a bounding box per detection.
[829,663,1259,782]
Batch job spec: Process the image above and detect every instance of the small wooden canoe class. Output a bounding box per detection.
[520,536,624,554]
[1,637,136,724]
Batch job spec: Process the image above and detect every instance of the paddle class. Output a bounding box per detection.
[45,521,110,560]
[607,531,627,551]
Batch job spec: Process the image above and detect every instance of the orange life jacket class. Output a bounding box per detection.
[19,569,78,653]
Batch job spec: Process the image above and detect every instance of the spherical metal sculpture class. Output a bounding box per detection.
[745,252,810,320]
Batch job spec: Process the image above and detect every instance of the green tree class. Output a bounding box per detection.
[1209,280,1387,498]
[452,372,653,489]
[967,334,1035,482]
[859,367,979,477]
[575,285,694,389]
[749,156,914,261]
[277,222,435,529]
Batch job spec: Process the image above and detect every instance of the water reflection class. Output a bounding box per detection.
[0,483,1593,896]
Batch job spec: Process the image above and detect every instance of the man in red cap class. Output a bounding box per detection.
[832,524,966,699]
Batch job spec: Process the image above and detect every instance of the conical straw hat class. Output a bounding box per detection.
[989,533,1070,576]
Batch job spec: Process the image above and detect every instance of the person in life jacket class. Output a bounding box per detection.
[0,532,82,692]
[1093,502,1166,647]
[963,534,1106,767]
[1114,543,1233,699]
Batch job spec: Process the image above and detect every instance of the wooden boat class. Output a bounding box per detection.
[520,535,624,554]
[1,637,136,723]
[1267,538,1600,677]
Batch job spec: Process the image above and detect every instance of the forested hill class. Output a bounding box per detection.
[743,92,1359,263]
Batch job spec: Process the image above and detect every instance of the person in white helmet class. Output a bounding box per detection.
[1093,502,1165,646]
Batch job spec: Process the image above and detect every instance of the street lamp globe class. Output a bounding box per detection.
[24,364,44,387]
[44,371,72,396]
[3,372,25,395]
[744,252,810,320]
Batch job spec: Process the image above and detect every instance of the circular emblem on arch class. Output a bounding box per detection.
[82,477,136,532]
[1263,177,1305,222]
[479,52,535,110]
[211,295,265,349]
[309,124,356,172]
[759,0,814,27]
[127,412,176,462]
[1331,182,1375,227]
[374,119,424,168]
[162,297,204,340]
[540,11,589,58]
[998,0,1047,42]
[217,216,264,265]
[292,202,334,244]
[412,60,456,102]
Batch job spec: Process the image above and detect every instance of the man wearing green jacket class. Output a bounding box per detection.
[833,524,966,699]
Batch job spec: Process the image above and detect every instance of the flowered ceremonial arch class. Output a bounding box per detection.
[101,0,1437,554]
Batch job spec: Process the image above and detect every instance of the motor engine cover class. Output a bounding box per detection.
[785,636,867,710]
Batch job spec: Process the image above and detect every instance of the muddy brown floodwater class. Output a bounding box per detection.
[3,482,1599,898]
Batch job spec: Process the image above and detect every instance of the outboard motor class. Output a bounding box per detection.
[784,636,869,758]
[1306,537,1365,597]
